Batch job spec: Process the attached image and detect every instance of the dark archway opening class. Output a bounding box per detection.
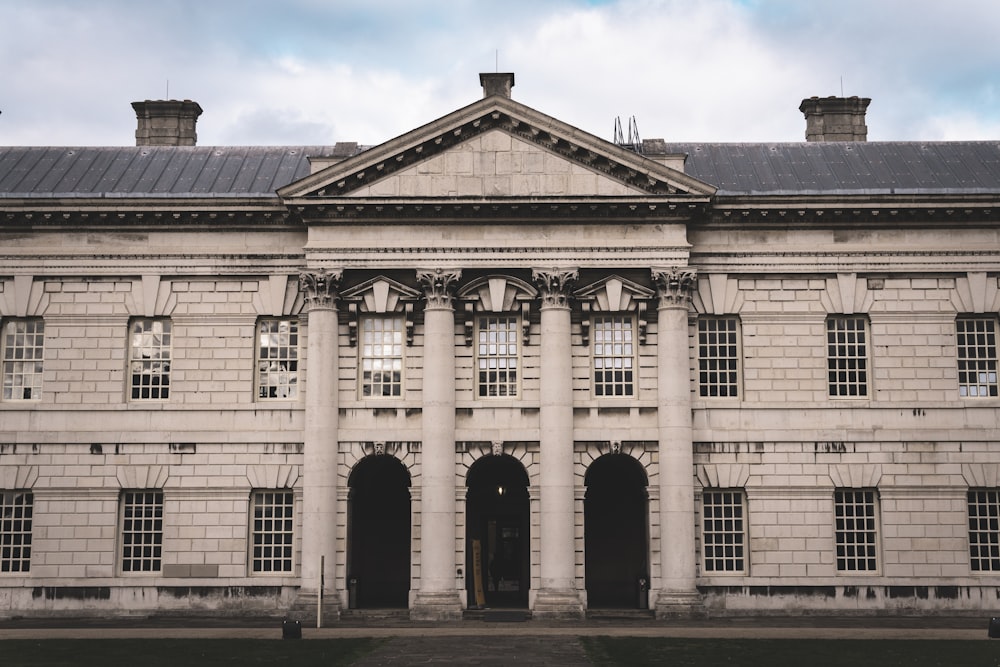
[347,455,411,608]
[465,455,530,608]
[585,454,649,608]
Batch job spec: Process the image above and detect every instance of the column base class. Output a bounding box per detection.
[531,588,584,619]
[654,590,704,619]
[290,589,342,627]
[410,591,463,621]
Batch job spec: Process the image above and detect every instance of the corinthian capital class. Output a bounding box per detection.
[652,267,697,309]
[299,269,343,311]
[416,268,462,308]
[532,268,579,308]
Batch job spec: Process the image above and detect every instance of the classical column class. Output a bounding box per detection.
[299,269,343,623]
[651,267,701,617]
[412,268,463,621]
[531,268,584,618]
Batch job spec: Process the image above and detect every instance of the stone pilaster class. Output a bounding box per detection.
[530,268,584,618]
[298,269,343,624]
[411,268,463,621]
[651,267,701,617]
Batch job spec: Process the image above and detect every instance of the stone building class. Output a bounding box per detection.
[1,73,999,620]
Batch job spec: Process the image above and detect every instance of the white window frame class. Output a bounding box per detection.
[119,489,163,574]
[698,316,740,398]
[2,318,44,401]
[256,318,299,401]
[360,315,403,398]
[834,488,879,573]
[701,488,747,574]
[476,314,519,398]
[592,314,635,398]
[129,318,171,401]
[968,488,1000,572]
[957,316,999,398]
[827,315,869,398]
[0,490,32,573]
[250,489,295,574]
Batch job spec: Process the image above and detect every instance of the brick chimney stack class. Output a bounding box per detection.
[799,96,871,142]
[480,73,515,99]
[132,100,203,146]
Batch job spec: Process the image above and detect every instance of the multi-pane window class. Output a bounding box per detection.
[957,316,998,398]
[702,489,746,573]
[361,316,403,398]
[698,317,740,398]
[257,319,299,400]
[2,319,44,401]
[129,319,171,400]
[250,490,294,573]
[593,315,634,397]
[834,488,878,572]
[120,490,163,573]
[827,316,869,397]
[0,491,32,573]
[968,489,1000,571]
[477,316,518,398]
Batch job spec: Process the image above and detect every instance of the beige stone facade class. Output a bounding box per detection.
[1,74,999,619]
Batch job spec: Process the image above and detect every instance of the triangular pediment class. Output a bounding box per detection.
[278,96,716,201]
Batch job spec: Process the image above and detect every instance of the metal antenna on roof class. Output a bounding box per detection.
[166,79,170,99]
[613,116,643,155]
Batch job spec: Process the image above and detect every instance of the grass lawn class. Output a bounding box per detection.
[581,637,1000,667]
[0,638,384,667]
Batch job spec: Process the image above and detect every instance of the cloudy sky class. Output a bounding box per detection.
[2,0,998,147]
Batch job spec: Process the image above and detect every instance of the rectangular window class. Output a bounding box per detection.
[120,490,163,573]
[593,315,634,397]
[827,316,869,397]
[0,491,32,573]
[477,316,518,398]
[702,489,746,573]
[834,488,878,572]
[250,490,294,573]
[957,316,999,398]
[698,317,740,398]
[129,319,171,400]
[257,319,299,400]
[361,316,403,397]
[968,489,1000,572]
[2,319,44,401]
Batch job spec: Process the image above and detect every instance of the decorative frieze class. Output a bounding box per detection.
[652,267,697,309]
[532,268,578,308]
[298,269,343,311]
[416,269,462,308]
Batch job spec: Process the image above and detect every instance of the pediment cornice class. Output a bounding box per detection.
[278,96,717,202]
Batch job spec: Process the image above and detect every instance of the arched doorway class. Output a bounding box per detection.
[347,455,411,608]
[585,454,649,608]
[466,455,530,608]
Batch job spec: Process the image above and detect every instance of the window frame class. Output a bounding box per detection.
[701,488,747,575]
[2,318,45,402]
[826,315,870,398]
[475,314,520,399]
[0,490,32,574]
[255,318,299,401]
[128,318,172,401]
[119,489,164,574]
[359,314,404,399]
[956,315,999,398]
[968,488,1000,572]
[249,489,295,575]
[591,314,636,398]
[834,488,880,573]
[697,316,741,398]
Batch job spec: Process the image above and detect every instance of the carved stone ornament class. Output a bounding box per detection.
[491,440,504,457]
[531,268,579,308]
[652,267,697,309]
[416,269,462,308]
[299,269,343,311]
[373,441,386,456]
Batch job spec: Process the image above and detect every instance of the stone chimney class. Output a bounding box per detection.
[799,96,870,142]
[131,100,203,146]
[480,73,515,99]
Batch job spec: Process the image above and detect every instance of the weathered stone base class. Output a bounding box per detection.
[289,589,341,626]
[531,588,584,619]
[655,590,704,619]
[410,591,463,621]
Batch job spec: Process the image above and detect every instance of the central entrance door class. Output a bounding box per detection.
[465,455,529,608]
[347,455,411,608]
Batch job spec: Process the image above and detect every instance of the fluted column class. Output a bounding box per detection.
[299,269,343,623]
[651,267,701,617]
[411,268,463,621]
[531,268,584,618]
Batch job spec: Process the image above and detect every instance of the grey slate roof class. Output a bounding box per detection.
[1,141,999,199]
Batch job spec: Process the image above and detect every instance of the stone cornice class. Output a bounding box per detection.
[1,205,296,229]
